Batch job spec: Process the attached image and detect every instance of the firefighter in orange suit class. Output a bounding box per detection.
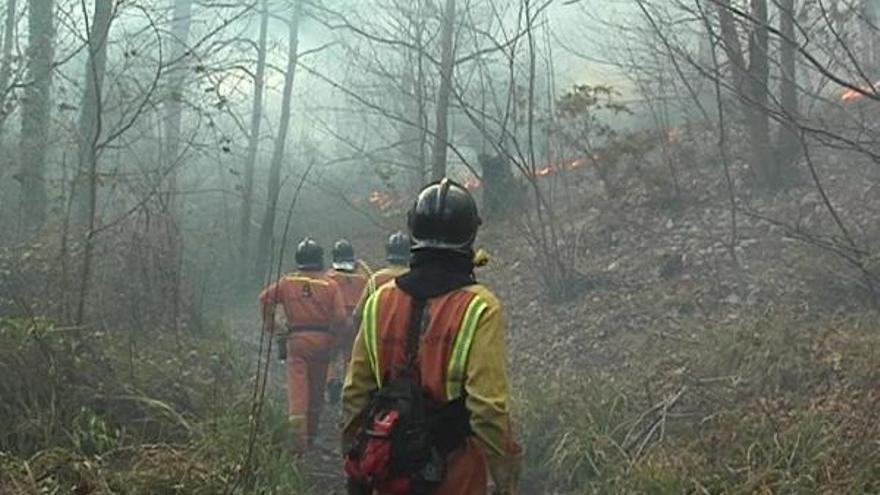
[326,239,370,402]
[342,179,521,494]
[259,238,347,453]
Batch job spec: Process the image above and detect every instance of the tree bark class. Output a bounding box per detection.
[778,0,799,168]
[18,0,52,232]
[163,0,193,193]
[430,0,456,181]
[717,0,776,190]
[74,0,113,325]
[401,0,428,191]
[745,0,775,188]
[160,0,193,331]
[254,0,303,280]
[0,0,18,135]
[861,0,880,77]
[73,0,113,226]
[239,0,268,282]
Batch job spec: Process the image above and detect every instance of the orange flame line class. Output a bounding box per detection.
[841,81,880,102]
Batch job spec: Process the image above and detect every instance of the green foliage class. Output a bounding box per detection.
[514,375,640,492]
[0,316,308,494]
[73,407,119,456]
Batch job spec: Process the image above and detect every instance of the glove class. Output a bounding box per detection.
[485,443,522,495]
[474,248,491,267]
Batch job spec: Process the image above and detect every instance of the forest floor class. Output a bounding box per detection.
[466,145,880,493]
[225,315,348,494]
[2,141,879,494]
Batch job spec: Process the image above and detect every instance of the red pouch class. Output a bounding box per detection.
[345,410,412,495]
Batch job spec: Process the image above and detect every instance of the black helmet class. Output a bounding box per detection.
[407,178,481,253]
[386,231,412,264]
[295,237,324,270]
[332,239,356,270]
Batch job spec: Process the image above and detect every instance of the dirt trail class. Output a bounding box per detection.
[229,315,349,493]
[300,402,347,493]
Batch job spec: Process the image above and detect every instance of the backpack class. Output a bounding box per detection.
[344,298,471,495]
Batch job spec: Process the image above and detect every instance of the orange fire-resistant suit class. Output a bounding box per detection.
[259,270,347,451]
[326,262,370,383]
[343,281,521,495]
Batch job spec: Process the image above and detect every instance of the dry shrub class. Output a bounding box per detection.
[0,316,306,495]
[514,307,880,494]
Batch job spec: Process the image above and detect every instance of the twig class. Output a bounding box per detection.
[626,386,687,460]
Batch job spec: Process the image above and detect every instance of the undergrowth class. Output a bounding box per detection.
[0,316,305,495]
[514,308,880,494]
[2,307,878,494]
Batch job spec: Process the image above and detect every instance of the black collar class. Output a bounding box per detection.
[395,249,476,299]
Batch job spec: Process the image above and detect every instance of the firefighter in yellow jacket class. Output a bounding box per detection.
[342,179,521,495]
[352,231,411,325]
[369,231,412,292]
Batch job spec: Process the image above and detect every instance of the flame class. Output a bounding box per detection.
[529,158,588,178]
[361,176,482,214]
[666,127,683,143]
[358,159,593,213]
[463,176,482,190]
[368,190,393,211]
[841,81,880,102]
[842,88,861,102]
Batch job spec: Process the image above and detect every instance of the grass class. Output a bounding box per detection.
[2,303,878,494]
[0,316,307,495]
[513,307,880,494]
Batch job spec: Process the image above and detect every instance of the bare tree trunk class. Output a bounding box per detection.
[239,0,268,283]
[717,0,775,190]
[415,15,429,187]
[861,0,880,77]
[73,0,112,226]
[163,0,193,192]
[74,0,113,325]
[745,0,775,188]
[0,0,18,135]
[778,0,799,171]
[161,0,193,331]
[254,0,303,280]
[430,0,456,181]
[401,0,428,191]
[18,0,52,233]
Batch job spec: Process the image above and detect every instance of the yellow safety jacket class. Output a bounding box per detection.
[352,264,409,323]
[343,282,517,459]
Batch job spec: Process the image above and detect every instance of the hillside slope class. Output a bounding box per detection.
[470,143,880,493]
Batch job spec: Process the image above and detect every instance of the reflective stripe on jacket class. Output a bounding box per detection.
[353,265,409,323]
